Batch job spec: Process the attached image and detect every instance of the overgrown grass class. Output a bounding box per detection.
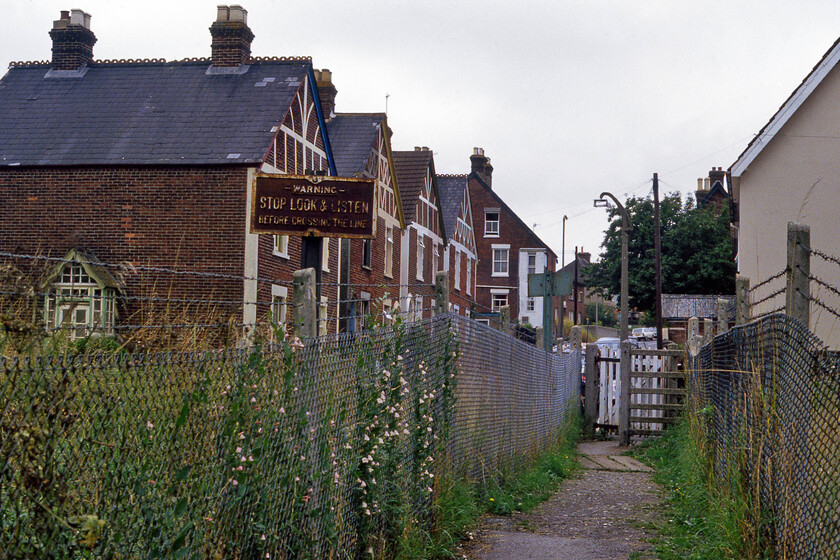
[393,408,581,559]
[632,414,769,560]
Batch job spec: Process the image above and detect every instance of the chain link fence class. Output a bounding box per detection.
[0,313,579,559]
[689,313,840,557]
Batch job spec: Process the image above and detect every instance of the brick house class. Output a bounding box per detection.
[0,7,342,341]
[392,148,445,320]
[467,149,559,334]
[436,174,478,317]
[323,100,405,330]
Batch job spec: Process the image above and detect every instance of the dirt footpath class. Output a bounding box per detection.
[461,439,661,560]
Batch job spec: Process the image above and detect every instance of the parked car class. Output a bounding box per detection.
[632,327,656,340]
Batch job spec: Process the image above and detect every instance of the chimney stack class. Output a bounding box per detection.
[50,9,96,70]
[470,147,493,188]
[210,5,255,67]
[314,69,338,119]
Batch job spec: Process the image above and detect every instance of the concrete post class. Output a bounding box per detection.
[735,276,750,325]
[571,325,582,351]
[434,271,449,316]
[499,307,511,336]
[619,339,632,446]
[293,268,318,339]
[687,316,700,356]
[703,319,714,345]
[536,327,544,350]
[584,344,599,428]
[786,222,810,328]
[717,298,729,335]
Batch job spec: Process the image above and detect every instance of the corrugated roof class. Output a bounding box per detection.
[326,113,383,176]
[0,60,312,166]
[393,150,433,222]
[436,174,468,242]
[662,294,735,320]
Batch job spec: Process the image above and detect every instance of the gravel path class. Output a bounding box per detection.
[460,439,661,560]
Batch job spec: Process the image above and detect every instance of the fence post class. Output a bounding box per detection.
[717,298,729,335]
[499,307,511,336]
[619,339,632,446]
[584,343,599,428]
[735,275,750,325]
[687,316,700,356]
[571,325,582,351]
[293,268,318,339]
[434,271,449,316]
[786,222,810,328]
[702,318,714,345]
[536,327,544,349]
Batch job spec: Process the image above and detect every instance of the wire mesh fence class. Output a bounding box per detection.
[689,314,840,557]
[0,313,579,559]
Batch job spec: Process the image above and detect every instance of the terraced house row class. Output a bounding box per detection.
[0,6,560,340]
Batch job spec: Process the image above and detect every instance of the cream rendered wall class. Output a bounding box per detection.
[737,62,840,348]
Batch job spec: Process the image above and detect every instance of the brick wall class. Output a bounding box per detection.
[0,166,249,326]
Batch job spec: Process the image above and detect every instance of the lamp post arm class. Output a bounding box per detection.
[598,192,634,232]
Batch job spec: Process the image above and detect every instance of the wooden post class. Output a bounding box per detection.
[584,343,599,427]
[735,276,750,325]
[434,270,449,316]
[786,222,810,328]
[293,268,318,339]
[717,298,729,334]
[619,339,632,446]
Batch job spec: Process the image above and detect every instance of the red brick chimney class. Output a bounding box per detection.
[210,5,255,67]
[50,9,96,70]
[470,147,493,188]
[314,69,338,119]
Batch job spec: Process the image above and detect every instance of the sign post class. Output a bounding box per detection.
[528,268,574,349]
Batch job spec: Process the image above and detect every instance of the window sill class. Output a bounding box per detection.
[272,251,290,259]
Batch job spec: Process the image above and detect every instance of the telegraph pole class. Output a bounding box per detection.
[653,173,664,349]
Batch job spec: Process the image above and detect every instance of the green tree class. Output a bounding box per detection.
[585,302,617,327]
[584,193,735,316]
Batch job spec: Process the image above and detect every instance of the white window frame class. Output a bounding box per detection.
[527,252,537,276]
[319,296,329,336]
[322,238,330,273]
[385,226,394,278]
[46,260,116,339]
[454,250,461,291]
[416,235,425,281]
[484,209,500,237]
[491,293,508,311]
[492,244,510,277]
[432,242,439,275]
[273,235,289,258]
[527,297,536,312]
[466,256,472,295]
[271,284,288,336]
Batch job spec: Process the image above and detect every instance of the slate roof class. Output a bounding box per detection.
[326,113,383,176]
[436,174,468,242]
[393,150,433,223]
[0,60,316,167]
[662,294,735,320]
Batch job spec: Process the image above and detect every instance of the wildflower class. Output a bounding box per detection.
[251,397,257,402]
[295,476,300,482]
[146,421,154,430]
[148,479,156,485]
[261,535,266,541]
[279,407,285,414]
[239,432,245,440]
[231,479,239,486]
[300,455,306,461]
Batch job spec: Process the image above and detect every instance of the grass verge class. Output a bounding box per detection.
[399,409,581,558]
[632,415,766,560]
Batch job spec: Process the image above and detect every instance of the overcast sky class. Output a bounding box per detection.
[5,1,840,265]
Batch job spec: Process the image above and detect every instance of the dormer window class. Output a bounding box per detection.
[43,250,122,339]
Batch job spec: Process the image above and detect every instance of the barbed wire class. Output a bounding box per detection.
[809,296,840,321]
[751,306,785,321]
[750,287,786,310]
[749,268,787,294]
[811,248,840,269]
[0,251,296,287]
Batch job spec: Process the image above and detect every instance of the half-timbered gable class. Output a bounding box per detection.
[437,175,478,316]
[393,149,446,320]
[326,113,403,329]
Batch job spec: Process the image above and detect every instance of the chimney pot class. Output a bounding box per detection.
[229,5,247,23]
[50,9,96,70]
[210,4,255,67]
[314,68,337,118]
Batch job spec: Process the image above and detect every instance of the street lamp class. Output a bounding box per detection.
[594,192,633,341]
